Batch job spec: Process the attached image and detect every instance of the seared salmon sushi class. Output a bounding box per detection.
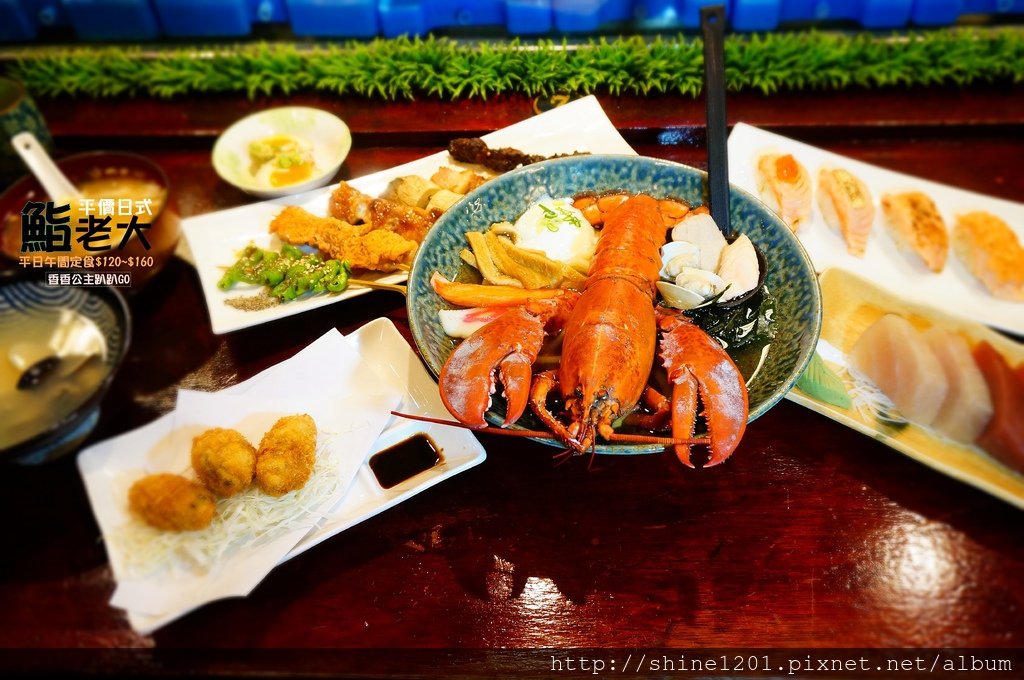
[817,168,874,257]
[880,191,949,273]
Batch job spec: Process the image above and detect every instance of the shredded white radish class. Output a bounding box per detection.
[111,433,342,578]
[845,366,907,427]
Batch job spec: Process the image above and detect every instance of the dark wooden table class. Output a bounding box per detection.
[1,89,1022,674]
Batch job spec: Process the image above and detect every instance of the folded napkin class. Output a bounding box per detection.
[78,330,402,634]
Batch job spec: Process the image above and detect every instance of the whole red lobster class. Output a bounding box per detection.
[437,194,748,466]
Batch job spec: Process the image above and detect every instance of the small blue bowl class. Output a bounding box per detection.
[0,269,130,464]
[407,155,821,454]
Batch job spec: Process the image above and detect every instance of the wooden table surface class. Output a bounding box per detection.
[1,88,1022,673]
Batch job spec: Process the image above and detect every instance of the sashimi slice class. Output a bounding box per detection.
[973,341,1024,474]
[848,314,948,426]
[921,327,993,444]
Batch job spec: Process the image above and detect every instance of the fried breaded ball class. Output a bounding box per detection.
[128,473,217,532]
[191,427,257,497]
[256,414,317,497]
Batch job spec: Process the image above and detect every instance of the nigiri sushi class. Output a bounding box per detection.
[848,314,948,426]
[952,211,1024,302]
[756,153,812,232]
[921,326,993,444]
[817,168,874,257]
[880,191,949,273]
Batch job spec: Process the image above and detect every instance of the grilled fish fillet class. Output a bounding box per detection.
[952,211,1024,301]
[880,191,949,273]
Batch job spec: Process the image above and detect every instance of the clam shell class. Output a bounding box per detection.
[659,240,701,280]
[656,281,706,310]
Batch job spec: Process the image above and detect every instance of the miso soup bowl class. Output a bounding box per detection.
[0,268,130,465]
[0,151,181,291]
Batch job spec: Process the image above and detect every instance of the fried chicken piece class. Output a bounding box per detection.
[256,414,317,497]
[191,428,256,497]
[312,220,417,272]
[269,205,374,246]
[128,473,217,532]
[271,205,416,272]
[330,182,436,243]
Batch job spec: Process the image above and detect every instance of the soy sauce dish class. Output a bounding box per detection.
[0,270,130,464]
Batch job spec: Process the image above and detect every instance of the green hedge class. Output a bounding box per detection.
[4,30,1023,100]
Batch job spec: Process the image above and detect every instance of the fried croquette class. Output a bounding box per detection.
[269,206,417,272]
[191,428,257,497]
[256,414,318,497]
[128,473,217,531]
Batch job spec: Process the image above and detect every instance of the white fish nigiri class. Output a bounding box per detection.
[922,326,993,444]
[848,314,948,426]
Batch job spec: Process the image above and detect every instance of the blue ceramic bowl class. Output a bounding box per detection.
[407,155,821,454]
[0,269,130,464]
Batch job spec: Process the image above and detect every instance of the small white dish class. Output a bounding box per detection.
[212,106,351,198]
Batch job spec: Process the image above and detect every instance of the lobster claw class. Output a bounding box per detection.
[439,302,554,428]
[658,314,749,467]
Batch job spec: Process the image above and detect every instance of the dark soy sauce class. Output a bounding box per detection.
[369,434,443,489]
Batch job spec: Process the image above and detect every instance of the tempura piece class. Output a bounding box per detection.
[880,191,949,273]
[756,153,812,232]
[128,473,217,532]
[256,414,317,497]
[191,428,257,497]
[270,206,416,272]
[952,211,1024,301]
[817,167,874,257]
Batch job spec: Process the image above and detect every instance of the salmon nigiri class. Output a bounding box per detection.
[880,191,949,273]
[817,168,874,257]
[757,153,812,232]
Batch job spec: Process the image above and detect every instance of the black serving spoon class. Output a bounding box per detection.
[700,5,767,309]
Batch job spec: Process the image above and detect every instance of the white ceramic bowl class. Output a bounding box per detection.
[212,106,351,199]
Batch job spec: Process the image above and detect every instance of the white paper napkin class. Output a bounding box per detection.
[78,329,403,633]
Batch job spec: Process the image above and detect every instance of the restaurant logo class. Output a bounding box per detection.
[21,199,153,253]
[19,199,156,286]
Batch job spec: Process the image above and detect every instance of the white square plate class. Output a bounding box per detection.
[182,96,636,335]
[727,123,1024,336]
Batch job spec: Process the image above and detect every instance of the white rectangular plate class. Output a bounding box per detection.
[727,122,1024,336]
[182,96,636,335]
[787,268,1024,510]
